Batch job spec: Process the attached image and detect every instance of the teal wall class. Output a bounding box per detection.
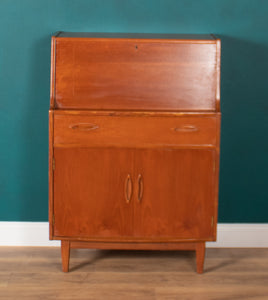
[0,0,267,222]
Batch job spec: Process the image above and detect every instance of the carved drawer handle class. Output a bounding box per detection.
[137,174,143,202]
[173,125,198,132]
[69,123,99,131]
[125,174,132,204]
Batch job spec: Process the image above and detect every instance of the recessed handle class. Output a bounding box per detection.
[137,174,143,202]
[69,123,99,131]
[125,174,132,204]
[173,125,198,132]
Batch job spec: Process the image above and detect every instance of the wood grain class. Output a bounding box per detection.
[53,148,216,242]
[70,241,197,250]
[49,34,221,273]
[196,242,206,274]
[134,149,216,240]
[53,148,134,238]
[54,38,218,111]
[61,240,70,272]
[1,247,268,299]
[48,110,54,240]
[54,110,221,117]
[215,38,221,112]
[53,114,218,148]
[49,37,56,109]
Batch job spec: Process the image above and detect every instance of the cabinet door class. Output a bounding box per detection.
[134,149,216,240]
[53,148,134,239]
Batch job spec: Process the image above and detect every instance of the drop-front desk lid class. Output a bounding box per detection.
[50,32,221,112]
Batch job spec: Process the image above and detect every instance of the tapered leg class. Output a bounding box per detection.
[61,240,70,272]
[196,242,205,274]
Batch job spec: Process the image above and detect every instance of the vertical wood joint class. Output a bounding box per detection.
[52,157,55,171]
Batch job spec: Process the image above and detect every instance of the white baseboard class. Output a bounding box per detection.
[206,224,268,248]
[0,222,59,247]
[0,222,267,247]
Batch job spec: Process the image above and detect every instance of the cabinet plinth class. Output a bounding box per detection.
[49,32,221,273]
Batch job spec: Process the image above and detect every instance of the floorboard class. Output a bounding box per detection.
[0,247,267,299]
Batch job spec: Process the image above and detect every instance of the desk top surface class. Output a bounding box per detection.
[55,32,218,41]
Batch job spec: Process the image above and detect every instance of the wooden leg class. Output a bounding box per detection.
[61,240,70,272]
[196,242,205,274]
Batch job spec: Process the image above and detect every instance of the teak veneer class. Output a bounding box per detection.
[49,32,221,273]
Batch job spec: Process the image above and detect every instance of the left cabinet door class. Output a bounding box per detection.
[53,147,134,240]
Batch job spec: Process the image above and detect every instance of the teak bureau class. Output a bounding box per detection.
[49,32,221,273]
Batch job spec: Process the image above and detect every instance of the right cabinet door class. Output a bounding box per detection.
[134,149,216,240]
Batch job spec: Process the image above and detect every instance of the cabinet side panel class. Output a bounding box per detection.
[212,114,221,240]
[50,37,56,109]
[215,39,221,112]
[49,110,54,239]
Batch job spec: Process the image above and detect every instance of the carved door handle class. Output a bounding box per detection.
[137,174,143,202]
[69,123,99,131]
[125,174,132,203]
[173,125,198,132]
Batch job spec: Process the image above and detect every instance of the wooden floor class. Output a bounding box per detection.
[0,247,268,299]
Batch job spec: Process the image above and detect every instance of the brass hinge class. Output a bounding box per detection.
[211,216,214,228]
[52,157,55,171]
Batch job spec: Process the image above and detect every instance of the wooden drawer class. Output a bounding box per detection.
[53,113,218,148]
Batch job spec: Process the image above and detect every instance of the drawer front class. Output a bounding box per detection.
[54,39,218,111]
[54,114,217,148]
